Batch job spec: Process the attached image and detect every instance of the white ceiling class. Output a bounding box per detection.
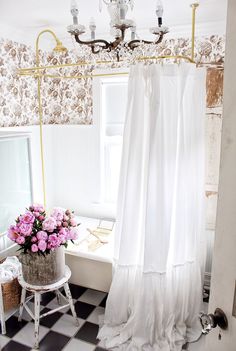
[0,0,228,49]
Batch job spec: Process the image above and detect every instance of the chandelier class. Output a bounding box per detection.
[67,0,168,59]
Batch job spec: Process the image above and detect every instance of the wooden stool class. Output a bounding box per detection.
[18,265,78,349]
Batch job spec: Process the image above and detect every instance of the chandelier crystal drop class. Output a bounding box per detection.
[67,0,169,60]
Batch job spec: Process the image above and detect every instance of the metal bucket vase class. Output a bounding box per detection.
[19,246,65,286]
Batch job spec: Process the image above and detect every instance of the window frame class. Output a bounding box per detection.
[92,68,129,205]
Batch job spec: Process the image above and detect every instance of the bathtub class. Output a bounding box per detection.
[65,216,114,293]
[0,219,213,294]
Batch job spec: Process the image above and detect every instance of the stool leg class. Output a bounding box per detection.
[56,290,61,305]
[18,288,26,322]
[0,284,6,335]
[63,283,79,326]
[34,292,41,349]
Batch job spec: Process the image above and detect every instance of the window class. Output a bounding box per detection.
[0,133,33,235]
[93,71,129,204]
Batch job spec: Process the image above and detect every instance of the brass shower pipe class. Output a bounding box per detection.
[18,4,200,207]
[35,30,67,208]
[191,3,199,61]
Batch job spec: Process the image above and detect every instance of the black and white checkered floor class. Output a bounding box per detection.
[0,284,209,351]
[0,284,108,351]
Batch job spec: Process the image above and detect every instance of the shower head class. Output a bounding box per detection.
[53,40,68,53]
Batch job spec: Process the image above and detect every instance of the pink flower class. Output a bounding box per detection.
[59,228,68,236]
[36,231,48,241]
[42,217,56,232]
[70,218,77,227]
[62,222,68,228]
[16,236,25,245]
[18,223,33,236]
[20,211,35,224]
[51,208,64,221]
[67,228,79,240]
[8,224,19,233]
[31,236,37,243]
[33,211,40,218]
[38,215,45,221]
[48,234,61,248]
[8,231,17,241]
[31,244,38,252]
[58,234,66,244]
[7,225,19,241]
[63,215,69,221]
[30,204,44,213]
[38,240,47,252]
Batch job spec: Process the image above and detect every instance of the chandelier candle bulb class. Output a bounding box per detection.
[156,0,164,26]
[131,25,136,40]
[71,0,79,25]
[89,17,96,40]
[120,6,126,20]
[99,0,102,12]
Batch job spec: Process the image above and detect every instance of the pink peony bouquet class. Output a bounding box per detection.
[7,204,79,255]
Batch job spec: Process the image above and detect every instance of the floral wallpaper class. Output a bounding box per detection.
[0,35,225,127]
[0,39,93,126]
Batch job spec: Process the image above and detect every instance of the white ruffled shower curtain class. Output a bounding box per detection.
[98,63,206,350]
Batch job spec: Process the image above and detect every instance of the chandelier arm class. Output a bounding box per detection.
[110,35,124,50]
[74,34,125,53]
[74,34,111,49]
[128,32,164,50]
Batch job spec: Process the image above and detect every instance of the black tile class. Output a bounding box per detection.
[40,308,63,328]
[0,316,27,338]
[40,291,57,306]
[2,340,31,351]
[67,300,95,319]
[39,331,70,351]
[75,321,99,344]
[99,295,108,308]
[68,283,87,299]
[203,288,210,303]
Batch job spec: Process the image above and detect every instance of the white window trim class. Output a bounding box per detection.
[92,68,129,209]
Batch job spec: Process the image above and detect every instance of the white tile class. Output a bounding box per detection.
[14,301,44,321]
[51,314,84,337]
[87,306,105,325]
[0,335,10,348]
[98,338,107,348]
[63,338,95,351]
[45,297,71,313]
[78,289,106,306]
[12,322,49,348]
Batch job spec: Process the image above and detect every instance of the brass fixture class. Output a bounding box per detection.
[53,41,68,53]
[35,29,68,208]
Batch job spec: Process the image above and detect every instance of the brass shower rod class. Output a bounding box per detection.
[18,55,223,81]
